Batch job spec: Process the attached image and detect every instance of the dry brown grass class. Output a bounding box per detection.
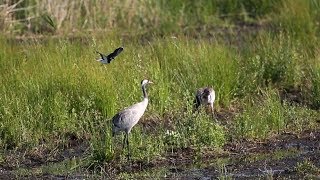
[0,0,25,32]
[0,0,162,34]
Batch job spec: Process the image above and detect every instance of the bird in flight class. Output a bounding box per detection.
[96,47,124,64]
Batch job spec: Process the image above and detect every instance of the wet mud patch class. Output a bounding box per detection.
[224,131,320,154]
[0,129,319,179]
[116,130,320,179]
[0,137,90,179]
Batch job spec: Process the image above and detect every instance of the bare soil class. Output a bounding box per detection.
[126,130,320,179]
[0,115,319,179]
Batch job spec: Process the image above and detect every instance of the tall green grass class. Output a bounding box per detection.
[0,37,234,161]
[311,60,320,109]
[273,0,320,37]
[234,88,319,140]
[0,29,320,166]
[236,31,314,98]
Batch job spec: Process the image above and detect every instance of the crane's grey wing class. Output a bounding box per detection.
[193,88,204,109]
[194,95,201,109]
[112,110,133,128]
[112,113,122,128]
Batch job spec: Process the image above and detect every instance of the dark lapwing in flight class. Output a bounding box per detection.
[96,47,124,64]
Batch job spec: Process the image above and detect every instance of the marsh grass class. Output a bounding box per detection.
[310,61,320,109]
[0,29,320,169]
[273,0,320,37]
[295,159,320,176]
[234,89,285,139]
[234,88,320,140]
[236,30,317,103]
[0,37,237,164]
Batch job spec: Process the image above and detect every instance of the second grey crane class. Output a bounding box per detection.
[193,87,216,119]
[111,79,153,160]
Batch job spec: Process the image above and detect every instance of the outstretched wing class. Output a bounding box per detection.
[106,47,124,63]
[112,47,124,56]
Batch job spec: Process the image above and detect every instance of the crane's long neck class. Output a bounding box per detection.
[142,85,148,99]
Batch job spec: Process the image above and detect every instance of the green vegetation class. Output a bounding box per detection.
[0,0,320,178]
[295,159,320,176]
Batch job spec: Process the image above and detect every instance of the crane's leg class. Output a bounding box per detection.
[210,103,214,116]
[210,103,218,123]
[126,133,131,160]
[193,97,201,113]
[122,134,127,150]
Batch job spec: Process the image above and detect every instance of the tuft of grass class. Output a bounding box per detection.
[234,88,320,140]
[163,111,225,150]
[273,0,320,39]
[295,159,320,176]
[238,32,307,94]
[310,65,320,109]
[234,89,285,139]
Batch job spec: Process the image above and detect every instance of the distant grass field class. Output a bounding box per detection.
[0,0,320,176]
[1,0,319,37]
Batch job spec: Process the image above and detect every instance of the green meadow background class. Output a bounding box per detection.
[0,0,320,173]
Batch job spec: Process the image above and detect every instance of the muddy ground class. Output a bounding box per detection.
[0,129,319,179]
[112,130,320,179]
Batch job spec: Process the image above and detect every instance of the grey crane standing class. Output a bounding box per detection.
[111,79,153,160]
[193,87,216,120]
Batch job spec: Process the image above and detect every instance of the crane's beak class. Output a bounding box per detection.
[148,81,154,84]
